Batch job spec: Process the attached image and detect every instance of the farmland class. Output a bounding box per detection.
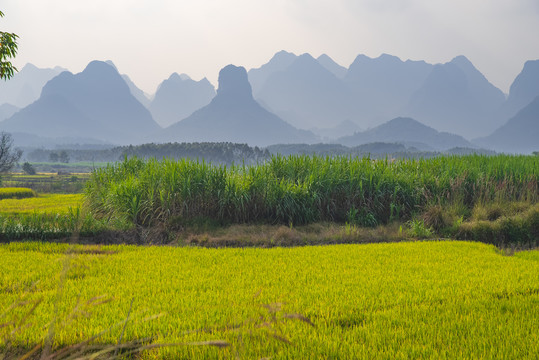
[1,154,538,359]
[1,241,538,359]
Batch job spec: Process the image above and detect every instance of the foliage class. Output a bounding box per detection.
[0,132,22,174]
[22,162,36,175]
[85,154,538,229]
[0,11,18,80]
[1,241,538,358]
[27,142,270,165]
[406,219,435,238]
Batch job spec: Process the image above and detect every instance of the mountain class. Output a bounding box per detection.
[316,54,347,78]
[149,73,216,127]
[337,117,473,151]
[0,104,19,122]
[0,61,160,145]
[0,63,65,108]
[157,64,317,146]
[122,74,151,108]
[310,120,362,141]
[344,54,433,126]
[104,60,151,107]
[405,56,505,138]
[499,60,539,120]
[475,96,539,153]
[255,53,355,129]
[248,50,298,96]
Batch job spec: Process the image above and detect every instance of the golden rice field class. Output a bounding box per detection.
[0,188,35,200]
[1,241,538,359]
[0,194,83,215]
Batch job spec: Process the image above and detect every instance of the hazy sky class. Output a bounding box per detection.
[2,0,539,94]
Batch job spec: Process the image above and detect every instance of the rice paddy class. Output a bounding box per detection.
[0,194,83,215]
[1,241,538,359]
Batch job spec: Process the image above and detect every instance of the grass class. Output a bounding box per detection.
[85,154,538,228]
[1,241,538,359]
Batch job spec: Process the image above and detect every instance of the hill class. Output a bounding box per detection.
[498,60,539,121]
[405,56,505,138]
[0,63,65,108]
[157,65,317,146]
[255,53,355,129]
[247,50,298,96]
[475,96,539,153]
[0,61,160,145]
[149,73,216,127]
[344,54,433,126]
[337,117,473,151]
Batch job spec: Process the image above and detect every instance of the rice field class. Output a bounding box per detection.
[1,241,538,359]
[0,188,35,200]
[0,194,83,215]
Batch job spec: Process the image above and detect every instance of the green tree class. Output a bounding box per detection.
[0,10,18,80]
[22,161,36,175]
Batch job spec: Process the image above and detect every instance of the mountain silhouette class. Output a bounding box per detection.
[255,53,355,129]
[498,60,539,121]
[248,50,298,96]
[337,117,473,151]
[310,119,362,141]
[475,96,539,153]
[104,60,152,108]
[0,61,160,145]
[0,63,65,108]
[158,65,317,146]
[316,54,347,78]
[405,56,505,138]
[344,54,433,126]
[149,73,216,127]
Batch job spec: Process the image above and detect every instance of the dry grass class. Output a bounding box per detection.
[179,222,407,247]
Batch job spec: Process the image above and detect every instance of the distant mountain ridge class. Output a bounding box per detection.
[255,53,355,129]
[475,96,539,153]
[158,64,317,146]
[405,56,506,138]
[149,73,216,127]
[337,117,473,151]
[0,61,160,145]
[0,63,65,108]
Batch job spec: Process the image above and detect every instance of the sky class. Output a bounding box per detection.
[2,0,539,94]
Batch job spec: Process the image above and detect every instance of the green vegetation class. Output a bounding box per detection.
[25,142,270,165]
[0,187,35,200]
[1,241,538,359]
[85,154,538,246]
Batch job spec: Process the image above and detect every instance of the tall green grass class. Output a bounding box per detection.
[85,155,538,228]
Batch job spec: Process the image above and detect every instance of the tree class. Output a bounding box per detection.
[22,162,36,175]
[0,10,18,80]
[0,132,22,173]
[59,150,70,163]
